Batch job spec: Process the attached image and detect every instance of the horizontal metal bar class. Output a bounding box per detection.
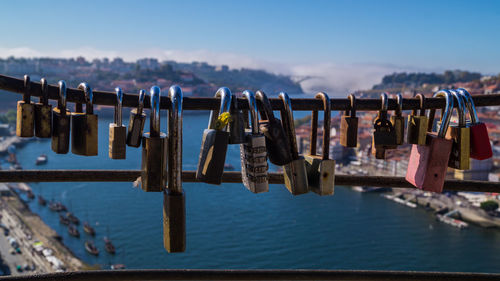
[0,269,498,281]
[1,74,499,111]
[0,170,498,192]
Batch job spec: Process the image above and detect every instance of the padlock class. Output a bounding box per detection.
[458,88,492,160]
[126,89,147,148]
[340,94,358,148]
[71,83,98,156]
[447,90,470,170]
[228,94,246,144]
[164,85,185,253]
[256,90,292,166]
[407,94,428,145]
[141,86,168,192]
[390,93,405,145]
[109,87,127,159]
[34,78,52,138]
[279,92,309,195]
[239,90,269,193]
[196,87,232,185]
[405,89,454,193]
[304,92,335,196]
[51,80,71,154]
[371,93,397,159]
[16,75,35,137]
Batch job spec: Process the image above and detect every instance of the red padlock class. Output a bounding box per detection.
[458,88,492,160]
[406,89,454,193]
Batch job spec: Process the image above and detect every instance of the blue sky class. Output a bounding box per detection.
[1,0,499,94]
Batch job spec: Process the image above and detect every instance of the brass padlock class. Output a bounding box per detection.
[109,87,127,159]
[304,92,335,196]
[51,80,71,154]
[71,83,98,156]
[228,94,246,144]
[196,87,232,185]
[447,90,470,170]
[16,75,35,137]
[372,93,397,159]
[280,92,309,195]
[126,89,147,147]
[407,94,428,145]
[34,78,52,138]
[164,85,185,253]
[390,93,405,145]
[141,86,168,192]
[340,94,358,148]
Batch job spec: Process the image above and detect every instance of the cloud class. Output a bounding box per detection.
[0,46,422,96]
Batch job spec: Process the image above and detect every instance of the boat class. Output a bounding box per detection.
[68,225,80,238]
[85,241,99,256]
[110,264,125,270]
[59,215,70,225]
[83,222,96,236]
[38,195,46,206]
[224,163,234,170]
[35,154,48,165]
[104,237,116,254]
[66,212,80,225]
[26,190,35,199]
[48,201,65,212]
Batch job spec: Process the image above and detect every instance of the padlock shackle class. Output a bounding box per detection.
[77,82,93,115]
[57,80,67,114]
[311,92,331,160]
[168,85,183,194]
[395,93,403,117]
[450,90,467,127]
[137,89,146,115]
[279,92,299,159]
[243,90,259,135]
[346,94,356,117]
[114,87,124,127]
[430,90,454,138]
[378,92,388,119]
[40,78,49,105]
[23,75,31,103]
[457,88,479,124]
[255,90,276,122]
[208,87,232,130]
[149,86,161,137]
[415,93,426,116]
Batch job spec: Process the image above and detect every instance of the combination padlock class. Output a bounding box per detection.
[126,89,147,148]
[51,80,71,154]
[280,92,309,195]
[406,89,454,193]
[141,86,168,192]
[390,93,405,145]
[256,90,292,166]
[228,93,246,144]
[34,78,52,138]
[371,93,397,159]
[109,87,127,159]
[71,83,98,156]
[16,75,35,137]
[164,85,185,253]
[340,94,358,148]
[239,90,269,193]
[407,94,428,145]
[304,92,335,196]
[447,90,470,170]
[196,87,232,185]
[458,88,492,160]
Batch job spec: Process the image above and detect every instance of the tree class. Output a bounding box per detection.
[480,200,499,212]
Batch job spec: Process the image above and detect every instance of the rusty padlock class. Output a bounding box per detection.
[256,90,292,166]
[407,94,428,145]
[71,83,98,156]
[196,87,232,185]
[340,94,358,148]
[304,92,335,196]
[51,81,71,154]
[447,90,470,170]
[405,89,454,193]
[141,86,168,192]
[16,75,35,137]
[34,78,52,138]
[164,85,185,253]
[390,93,405,145]
[109,87,127,159]
[126,89,147,148]
[280,92,309,195]
[458,88,493,160]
